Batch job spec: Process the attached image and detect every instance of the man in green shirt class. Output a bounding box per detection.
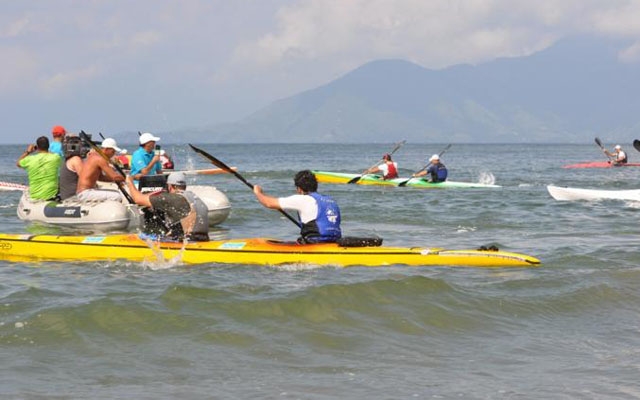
[16,136,62,200]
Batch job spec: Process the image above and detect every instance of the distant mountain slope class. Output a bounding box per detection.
[183,36,640,143]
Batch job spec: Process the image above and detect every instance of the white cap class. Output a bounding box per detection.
[101,138,122,152]
[167,172,186,186]
[429,154,440,162]
[119,149,128,155]
[139,132,160,145]
[615,145,621,150]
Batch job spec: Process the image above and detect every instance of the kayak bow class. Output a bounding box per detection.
[0,234,540,267]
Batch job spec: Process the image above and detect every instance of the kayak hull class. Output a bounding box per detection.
[312,171,500,189]
[0,234,540,267]
[547,185,640,201]
[562,161,640,169]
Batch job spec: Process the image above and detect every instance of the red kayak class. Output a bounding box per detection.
[563,161,640,169]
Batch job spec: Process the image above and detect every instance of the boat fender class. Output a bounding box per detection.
[477,245,499,251]
[337,236,383,247]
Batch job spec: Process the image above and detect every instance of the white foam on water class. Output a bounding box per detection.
[477,171,496,185]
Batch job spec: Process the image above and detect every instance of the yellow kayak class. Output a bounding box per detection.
[0,233,540,267]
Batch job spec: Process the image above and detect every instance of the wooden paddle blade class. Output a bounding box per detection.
[633,140,640,153]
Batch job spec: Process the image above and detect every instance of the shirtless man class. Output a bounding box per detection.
[76,138,125,202]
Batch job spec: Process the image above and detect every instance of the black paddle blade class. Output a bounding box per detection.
[397,179,411,187]
[633,140,640,153]
[188,144,254,189]
[595,137,604,149]
[188,144,231,171]
[347,175,362,184]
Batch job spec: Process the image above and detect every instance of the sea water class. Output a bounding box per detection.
[1,142,640,399]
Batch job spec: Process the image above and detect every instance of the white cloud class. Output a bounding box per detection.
[228,0,640,71]
[0,46,39,94]
[0,16,33,38]
[1,0,639,140]
[39,65,103,99]
[619,40,640,63]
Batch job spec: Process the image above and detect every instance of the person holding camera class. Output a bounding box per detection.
[58,135,89,200]
[130,132,163,186]
[16,136,62,200]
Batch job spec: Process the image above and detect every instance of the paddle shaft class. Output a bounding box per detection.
[188,144,301,228]
[595,137,613,161]
[398,144,452,187]
[79,131,135,204]
[348,140,406,184]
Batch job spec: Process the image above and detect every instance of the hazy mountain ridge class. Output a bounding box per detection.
[163,36,640,144]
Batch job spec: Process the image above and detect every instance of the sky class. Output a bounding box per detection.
[1,0,640,144]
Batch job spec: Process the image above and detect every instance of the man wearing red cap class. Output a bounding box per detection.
[49,125,66,158]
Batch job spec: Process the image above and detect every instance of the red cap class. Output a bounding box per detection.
[52,125,66,137]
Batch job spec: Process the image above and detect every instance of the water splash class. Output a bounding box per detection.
[477,171,496,185]
[139,236,187,270]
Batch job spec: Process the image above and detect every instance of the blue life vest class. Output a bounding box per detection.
[300,192,342,243]
[426,163,448,182]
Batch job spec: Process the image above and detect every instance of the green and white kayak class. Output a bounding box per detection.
[312,171,501,189]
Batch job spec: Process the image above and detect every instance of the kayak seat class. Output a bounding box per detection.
[265,237,383,247]
[477,245,499,251]
[337,236,383,247]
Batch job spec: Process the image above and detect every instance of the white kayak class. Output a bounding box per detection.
[547,185,640,201]
[17,184,231,231]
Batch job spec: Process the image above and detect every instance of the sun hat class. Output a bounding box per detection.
[100,138,122,152]
[52,125,67,137]
[429,154,440,162]
[167,172,187,186]
[615,145,621,150]
[139,132,160,145]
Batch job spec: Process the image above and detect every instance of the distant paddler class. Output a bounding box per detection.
[364,153,399,180]
[412,154,448,183]
[604,144,627,165]
[348,140,406,184]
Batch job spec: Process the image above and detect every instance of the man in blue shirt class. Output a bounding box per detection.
[413,154,448,182]
[49,125,66,158]
[130,132,162,185]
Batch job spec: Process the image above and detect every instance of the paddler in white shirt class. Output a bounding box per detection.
[603,144,627,165]
[365,153,398,180]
